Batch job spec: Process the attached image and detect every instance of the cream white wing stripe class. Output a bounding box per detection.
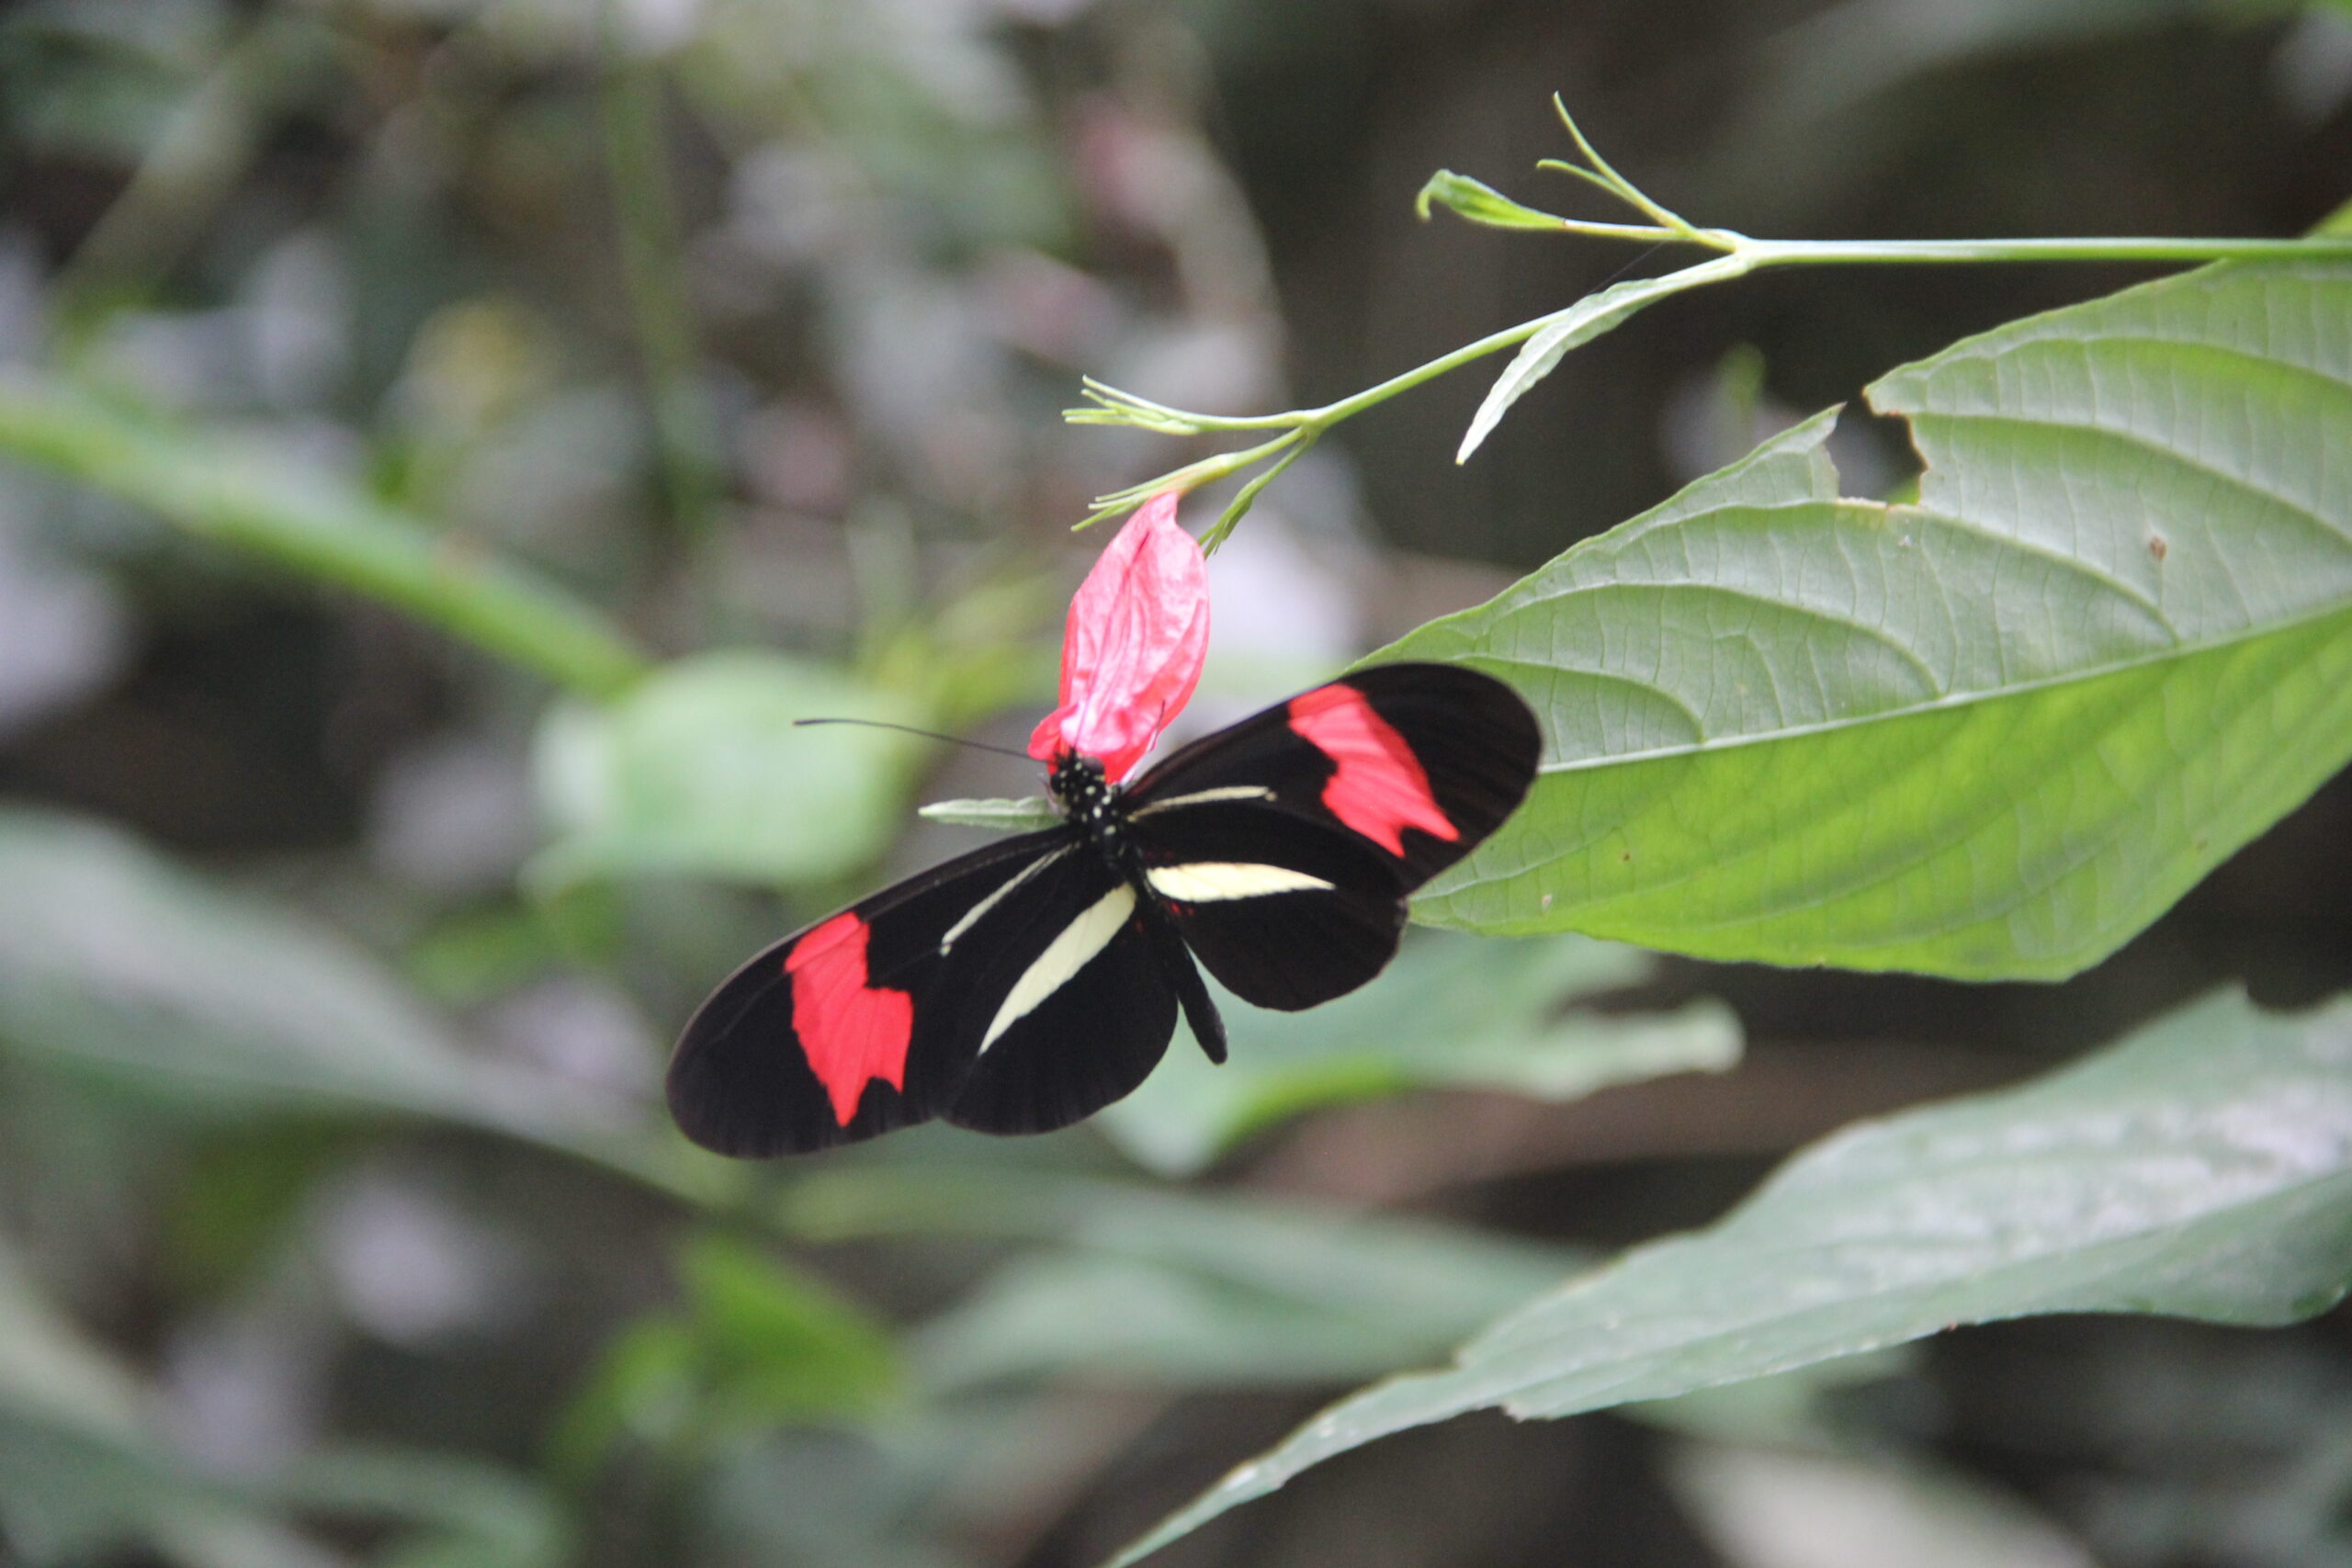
[938,845,1070,954]
[978,883,1136,1053]
[1145,863,1334,902]
[1127,785,1275,817]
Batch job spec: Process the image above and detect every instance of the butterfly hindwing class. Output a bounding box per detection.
[943,852,1180,1134]
[665,828,1078,1156]
[1127,798,1407,1010]
[1120,662,1539,1010]
[1128,662,1541,886]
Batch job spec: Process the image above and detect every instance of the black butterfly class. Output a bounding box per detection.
[666,662,1541,1156]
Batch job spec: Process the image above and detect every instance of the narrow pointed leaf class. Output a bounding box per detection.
[1457,254,1748,462]
[1414,171,1570,231]
[917,796,1062,832]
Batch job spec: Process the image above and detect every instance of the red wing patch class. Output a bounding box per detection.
[786,912,915,1125]
[1287,684,1459,856]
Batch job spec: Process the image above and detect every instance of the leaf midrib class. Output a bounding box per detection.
[1488,594,2352,780]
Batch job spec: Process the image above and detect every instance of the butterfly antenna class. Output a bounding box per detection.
[794,717,1035,761]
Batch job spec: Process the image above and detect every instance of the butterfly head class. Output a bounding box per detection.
[1047,749,1109,809]
[1046,749,1129,850]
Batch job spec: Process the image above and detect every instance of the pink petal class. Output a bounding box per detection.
[1027,491,1209,781]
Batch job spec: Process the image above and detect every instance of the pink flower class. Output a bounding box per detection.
[1027,491,1209,781]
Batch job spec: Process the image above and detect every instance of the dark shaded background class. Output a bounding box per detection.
[0,0,2349,1564]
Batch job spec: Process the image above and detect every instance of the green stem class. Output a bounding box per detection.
[1202,429,1318,553]
[1281,230,2352,427]
[1549,96,1702,239]
[1304,318,1560,425]
[1069,378,1306,434]
[1076,89,2352,541]
[1072,227,2352,535]
[0,373,651,697]
[1736,234,2352,266]
[1080,430,1304,527]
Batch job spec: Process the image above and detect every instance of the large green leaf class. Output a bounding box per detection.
[532,651,923,890]
[1108,987,2352,1564]
[1096,931,1739,1177]
[1387,258,2352,977]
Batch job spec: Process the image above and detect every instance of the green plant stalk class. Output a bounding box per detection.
[1316,231,2352,419]
[1735,235,2352,265]
[1201,428,1319,551]
[1078,430,1306,529]
[1091,232,2352,447]
[1072,141,2352,547]
[0,374,651,697]
[1324,254,1753,425]
[597,31,728,624]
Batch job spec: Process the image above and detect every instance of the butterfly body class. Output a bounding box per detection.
[667,663,1540,1156]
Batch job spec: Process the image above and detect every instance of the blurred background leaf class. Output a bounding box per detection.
[0,1227,564,1568]
[1098,931,1741,1176]
[0,807,689,1196]
[0,372,650,696]
[530,652,923,893]
[1664,1442,2096,1568]
[551,1233,898,1479]
[0,806,533,1124]
[895,1182,1587,1393]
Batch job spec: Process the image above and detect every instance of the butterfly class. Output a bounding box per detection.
[665,662,1541,1156]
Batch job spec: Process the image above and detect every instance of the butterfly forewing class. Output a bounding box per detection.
[943,859,1180,1134]
[1122,663,1540,1007]
[666,827,1079,1156]
[1129,662,1541,886]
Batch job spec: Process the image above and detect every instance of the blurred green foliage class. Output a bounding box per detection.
[550,1234,899,1478]
[0,2,2346,1567]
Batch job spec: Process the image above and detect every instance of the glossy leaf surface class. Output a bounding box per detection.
[1392,260,2352,977]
